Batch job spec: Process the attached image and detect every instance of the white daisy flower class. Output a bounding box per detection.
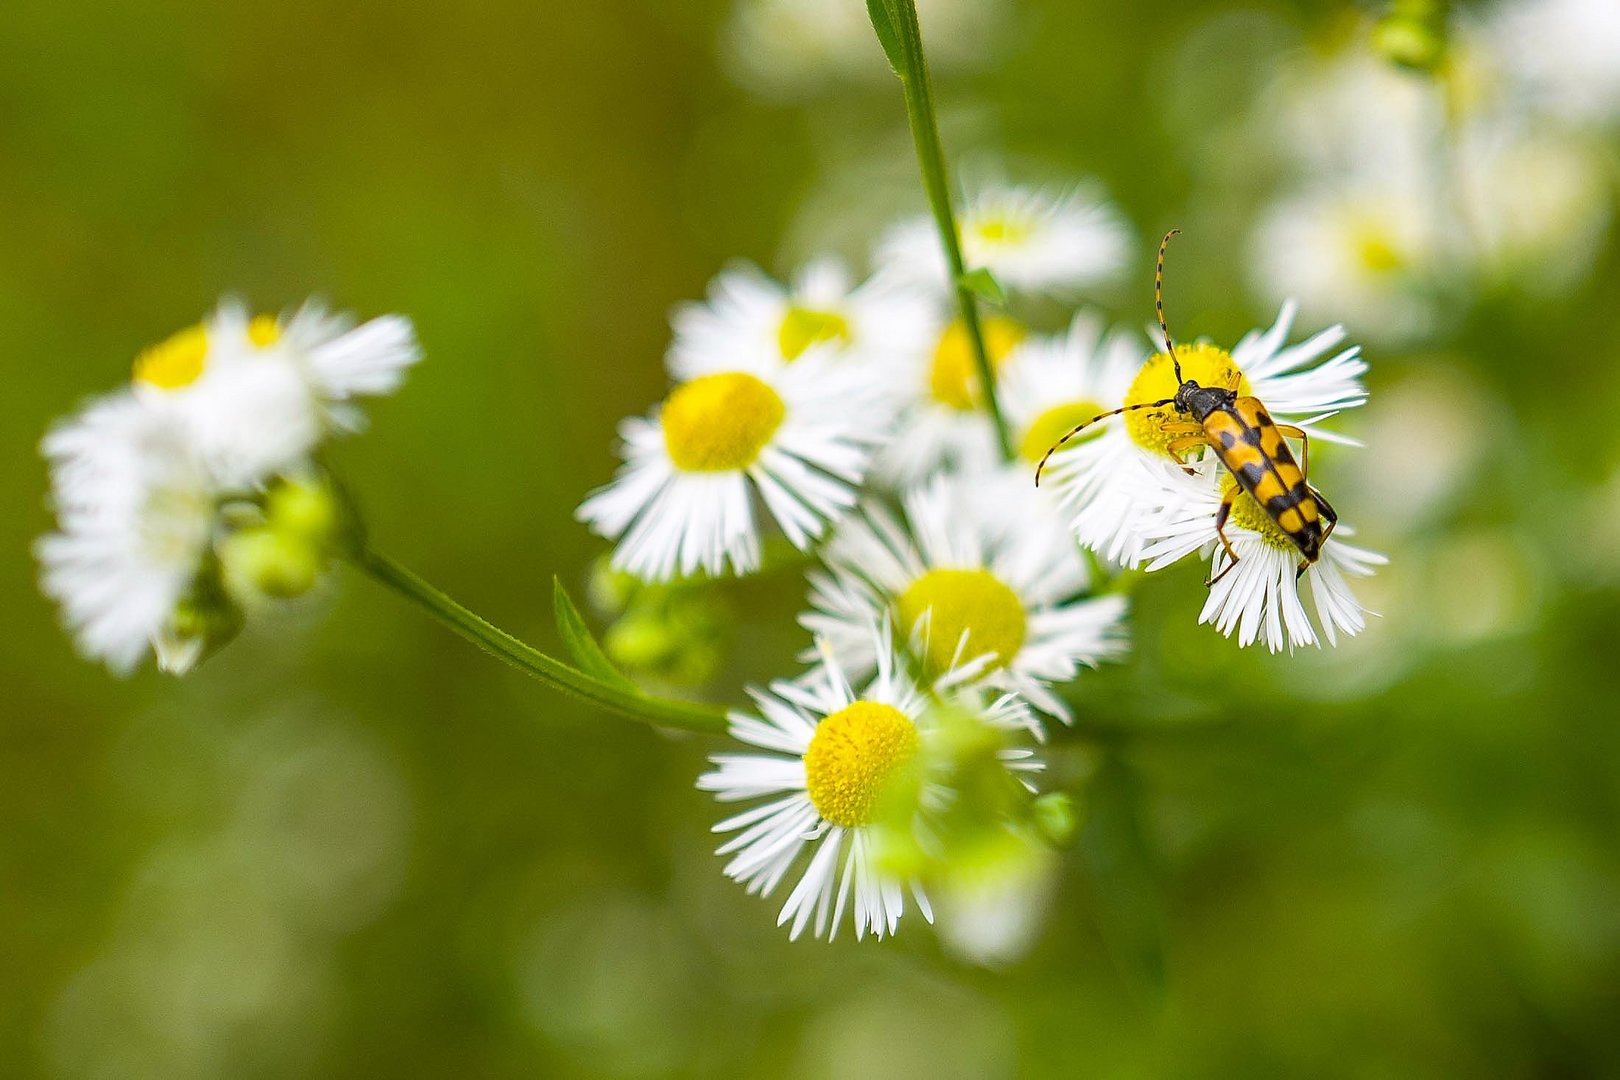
[1136,470,1388,651]
[872,314,1024,486]
[667,257,935,382]
[577,349,890,581]
[131,300,421,488]
[1248,180,1444,347]
[36,393,222,675]
[803,470,1128,722]
[696,629,1038,941]
[1041,300,1368,569]
[877,183,1131,298]
[1484,0,1620,126]
[1453,116,1612,293]
[999,310,1147,552]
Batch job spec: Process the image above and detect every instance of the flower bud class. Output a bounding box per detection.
[1373,2,1448,74]
[1032,791,1082,847]
[220,526,322,600]
[266,476,339,547]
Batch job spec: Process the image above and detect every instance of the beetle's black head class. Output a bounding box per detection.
[1174,379,1236,422]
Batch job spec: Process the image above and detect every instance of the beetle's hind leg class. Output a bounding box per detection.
[1206,483,1242,588]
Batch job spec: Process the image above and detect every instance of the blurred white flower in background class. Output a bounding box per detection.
[1484,0,1620,126]
[877,184,1132,300]
[1248,5,1618,340]
[668,257,935,385]
[1250,178,1444,345]
[720,0,1007,100]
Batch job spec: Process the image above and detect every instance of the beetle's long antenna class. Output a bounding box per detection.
[1035,398,1176,487]
[1156,229,1182,384]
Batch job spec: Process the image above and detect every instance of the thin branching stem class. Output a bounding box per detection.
[352,545,729,736]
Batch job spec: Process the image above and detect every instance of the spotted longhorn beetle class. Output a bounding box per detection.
[1035,230,1338,586]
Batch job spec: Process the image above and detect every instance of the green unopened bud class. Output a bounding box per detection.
[220,527,322,600]
[1374,5,1448,73]
[266,476,338,547]
[1032,792,1082,848]
[603,613,677,670]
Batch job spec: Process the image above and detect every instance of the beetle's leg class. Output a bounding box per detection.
[1206,484,1242,587]
[1159,421,1205,435]
[1275,423,1311,481]
[1164,434,1210,474]
[1310,484,1338,544]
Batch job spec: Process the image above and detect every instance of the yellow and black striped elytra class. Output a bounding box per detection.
[1035,230,1338,585]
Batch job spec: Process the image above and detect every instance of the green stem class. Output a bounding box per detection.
[882,0,1014,461]
[351,546,728,736]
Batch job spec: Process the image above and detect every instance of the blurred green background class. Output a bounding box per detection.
[5,0,1620,1076]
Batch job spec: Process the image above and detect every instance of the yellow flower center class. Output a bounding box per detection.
[132,324,210,390]
[1353,225,1404,273]
[968,213,1033,247]
[897,568,1027,673]
[1220,473,1295,550]
[661,372,786,472]
[803,700,920,828]
[777,306,852,361]
[248,314,282,348]
[1018,399,1105,465]
[929,316,1025,411]
[1123,342,1252,457]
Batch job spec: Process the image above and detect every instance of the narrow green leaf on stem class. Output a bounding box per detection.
[351,546,729,736]
[875,0,1014,461]
[865,0,903,72]
[958,267,1008,307]
[552,577,638,692]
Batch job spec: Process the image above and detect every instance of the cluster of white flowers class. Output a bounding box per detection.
[1249,0,1620,343]
[579,184,1382,941]
[37,302,420,674]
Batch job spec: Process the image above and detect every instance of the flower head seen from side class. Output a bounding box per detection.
[577,348,891,582]
[877,183,1130,299]
[36,394,225,674]
[804,470,1128,724]
[1136,470,1388,651]
[667,258,935,383]
[696,628,1038,941]
[1042,300,1369,570]
[131,300,421,489]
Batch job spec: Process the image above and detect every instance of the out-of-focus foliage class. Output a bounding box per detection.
[3,0,1620,1076]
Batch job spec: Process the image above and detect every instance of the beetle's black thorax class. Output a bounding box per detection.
[1173,380,1237,423]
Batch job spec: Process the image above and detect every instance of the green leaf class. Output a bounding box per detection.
[958,267,1008,306]
[865,0,904,74]
[553,578,638,692]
